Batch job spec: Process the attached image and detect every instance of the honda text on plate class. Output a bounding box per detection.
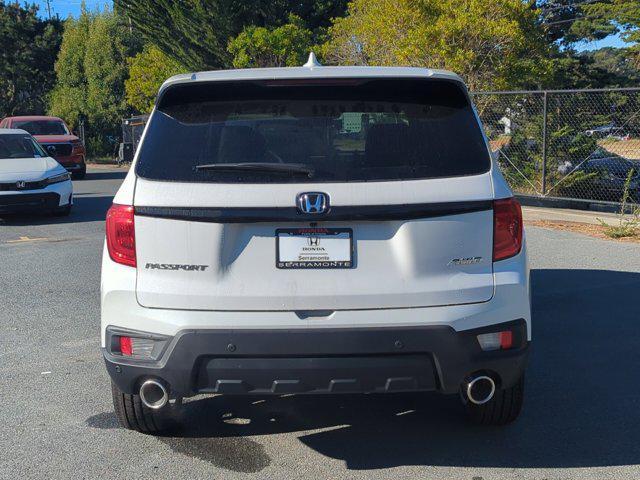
[101,55,530,434]
[0,129,72,216]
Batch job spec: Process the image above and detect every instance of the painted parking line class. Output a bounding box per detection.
[5,236,49,243]
[3,236,83,244]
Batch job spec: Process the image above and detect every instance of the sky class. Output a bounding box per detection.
[576,35,629,51]
[31,0,630,52]
[31,0,112,19]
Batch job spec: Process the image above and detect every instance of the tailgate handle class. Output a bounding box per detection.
[295,310,335,319]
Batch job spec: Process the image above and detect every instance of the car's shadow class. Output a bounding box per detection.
[152,268,640,470]
[0,194,113,225]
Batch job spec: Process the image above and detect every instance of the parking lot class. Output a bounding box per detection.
[2,166,640,479]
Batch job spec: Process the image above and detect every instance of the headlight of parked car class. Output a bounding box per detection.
[45,172,71,185]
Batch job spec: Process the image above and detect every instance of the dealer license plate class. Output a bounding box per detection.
[276,228,353,269]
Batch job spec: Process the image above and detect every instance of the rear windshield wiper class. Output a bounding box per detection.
[195,162,315,177]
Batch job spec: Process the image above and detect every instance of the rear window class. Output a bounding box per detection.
[136,78,490,183]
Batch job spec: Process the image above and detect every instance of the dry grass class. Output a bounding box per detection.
[598,138,640,160]
[526,219,640,243]
[489,136,511,152]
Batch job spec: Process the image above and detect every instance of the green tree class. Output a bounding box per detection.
[125,45,187,113]
[48,8,91,128]
[322,0,552,91]
[0,2,63,116]
[538,0,640,51]
[551,47,640,89]
[570,0,640,66]
[570,0,638,43]
[50,8,141,155]
[228,15,314,68]
[537,0,586,44]
[536,1,640,90]
[113,0,348,70]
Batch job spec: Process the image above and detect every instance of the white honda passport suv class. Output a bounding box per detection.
[102,59,530,434]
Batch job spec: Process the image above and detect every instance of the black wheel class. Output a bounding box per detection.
[52,204,71,216]
[72,165,86,180]
[462,374,524,425]
[111,380,173,434]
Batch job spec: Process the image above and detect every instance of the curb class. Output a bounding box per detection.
[86,163,129,171]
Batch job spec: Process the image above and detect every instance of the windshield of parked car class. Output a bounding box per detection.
[136,78,491,183]
[0,134,48,159]
[13,120,69,136]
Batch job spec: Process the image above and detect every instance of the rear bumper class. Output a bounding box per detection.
[0,192,60,213]
[104,320,528,397]
[0,180,73,213]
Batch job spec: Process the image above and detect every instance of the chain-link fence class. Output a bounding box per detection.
[472,88,640,205]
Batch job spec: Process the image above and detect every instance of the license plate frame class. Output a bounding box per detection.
[276,227,353,269]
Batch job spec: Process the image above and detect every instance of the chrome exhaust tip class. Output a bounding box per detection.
[465,375,496,405]
[139,379,168,409]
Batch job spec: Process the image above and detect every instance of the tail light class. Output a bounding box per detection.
[106,204,136,267]
[115,335,155,358]
[493,197,523,261]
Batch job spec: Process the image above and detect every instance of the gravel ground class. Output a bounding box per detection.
[1,167,640,479]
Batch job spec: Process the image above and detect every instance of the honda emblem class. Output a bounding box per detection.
[296,192,329,214]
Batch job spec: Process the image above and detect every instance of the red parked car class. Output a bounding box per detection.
[0,116,86,179]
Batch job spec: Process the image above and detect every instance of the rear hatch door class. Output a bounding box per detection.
[133,77,495,311]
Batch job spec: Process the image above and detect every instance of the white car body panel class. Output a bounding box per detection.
[133,172,493,207]
[112,167,136,205]
[0,156,61,178]
[134,211,495,310]
[159,66,463,95]
[101,240,529,348]
[101,65,530,346]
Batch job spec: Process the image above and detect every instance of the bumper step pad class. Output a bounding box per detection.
[197,355,435,395]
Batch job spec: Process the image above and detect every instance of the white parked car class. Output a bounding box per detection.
[584,124,618,137]
[0,129,72,216]
[102,57,530,434]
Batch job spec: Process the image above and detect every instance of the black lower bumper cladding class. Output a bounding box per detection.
[0,193,60,213]
[104,320,529,397]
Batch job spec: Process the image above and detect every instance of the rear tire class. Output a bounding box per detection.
[72,165,86,180]
[463,374,524,425]
[111,380,172,434]
[52,204,71,217]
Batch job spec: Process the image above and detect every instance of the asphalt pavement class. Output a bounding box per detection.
[2,166,640,479]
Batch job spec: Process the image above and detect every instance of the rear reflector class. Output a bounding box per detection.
[499,331,513,349]
[119,336,133,356]
[477,331,514,351]
[493,197,523,261]
[106,204,136,267]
